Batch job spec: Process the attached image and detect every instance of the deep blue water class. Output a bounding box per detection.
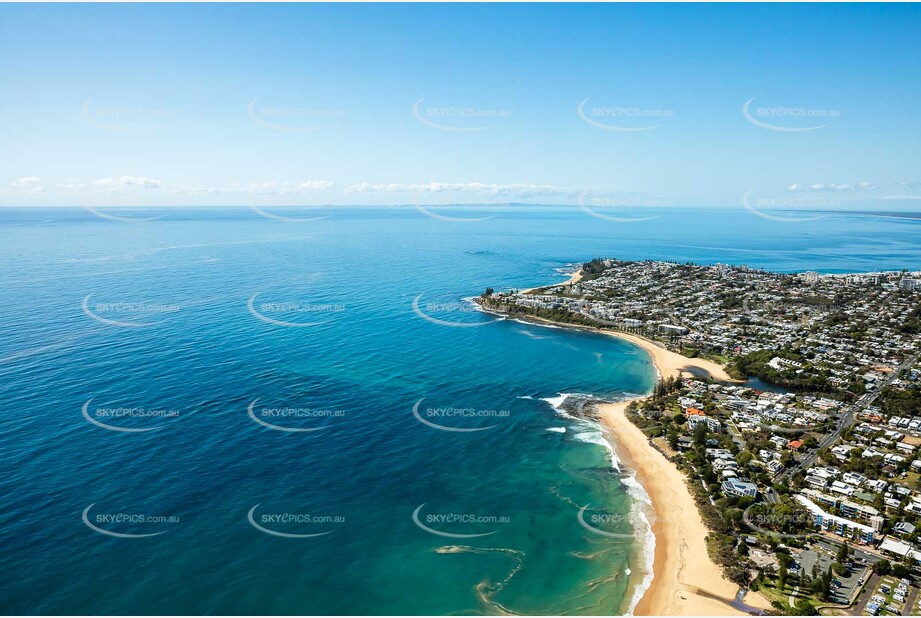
[0,205,919,615]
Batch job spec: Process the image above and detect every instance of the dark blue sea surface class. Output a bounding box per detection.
[0,205,918,614]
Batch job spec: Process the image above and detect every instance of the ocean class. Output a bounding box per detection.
[1,205,919,615]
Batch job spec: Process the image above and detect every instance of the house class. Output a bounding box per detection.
[721,479,758,498]
[788,440,804,451]
[894,522,916,537]
[842,472,867,487]
[805,475,828,490]
[688,414,721,432]
[830,480,856,497]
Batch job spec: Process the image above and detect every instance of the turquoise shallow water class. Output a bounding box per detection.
[0,206,919,615]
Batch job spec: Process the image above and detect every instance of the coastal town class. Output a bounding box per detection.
[479,259,921,616]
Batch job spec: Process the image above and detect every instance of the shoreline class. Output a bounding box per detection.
[592,331,757,613]
[598,398,771,616]
[521,267,583,294]
[592,335,770,614]
[479,285,769,615]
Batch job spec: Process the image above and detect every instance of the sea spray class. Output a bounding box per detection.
[538,393,657,616]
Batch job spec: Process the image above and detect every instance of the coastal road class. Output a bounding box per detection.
[777,353,918,482]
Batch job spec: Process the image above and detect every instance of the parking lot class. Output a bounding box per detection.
[863,575,914,615]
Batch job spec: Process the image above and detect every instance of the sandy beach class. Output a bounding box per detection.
[497,278,769,614]
[599,329,737,383]
[595,334,771,616]
[521,268,583,294]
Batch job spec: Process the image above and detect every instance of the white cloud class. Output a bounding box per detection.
[787,181,878,193]
[230,181,334,195]
[93,176,164,191]
[10,177,44,193]
[166,180,335,195]
[880,195,921,201]
[296,180,334,191]
[344,182,576,197]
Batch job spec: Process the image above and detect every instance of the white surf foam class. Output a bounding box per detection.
[537,392,656,616]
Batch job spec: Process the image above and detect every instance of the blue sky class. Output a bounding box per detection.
[2,3,921,208]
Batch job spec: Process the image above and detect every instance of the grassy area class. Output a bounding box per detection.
[756,577,824,612]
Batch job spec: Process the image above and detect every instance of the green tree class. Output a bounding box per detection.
[836,541,849,564]
[693,422,707,448]
[667,423,679,451]
[873,559,892,576]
